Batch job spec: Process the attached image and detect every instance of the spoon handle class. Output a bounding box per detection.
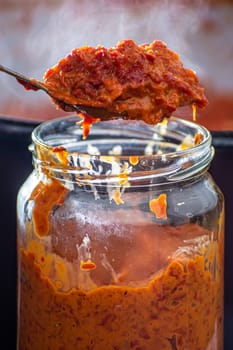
[0,64,122,119]
[0,64,48,92]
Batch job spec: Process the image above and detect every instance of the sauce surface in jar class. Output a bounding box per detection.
[19,223,223,350]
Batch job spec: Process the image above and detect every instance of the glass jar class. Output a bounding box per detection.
[17,116,224,350]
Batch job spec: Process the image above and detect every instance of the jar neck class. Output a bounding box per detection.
[31,116,214,188]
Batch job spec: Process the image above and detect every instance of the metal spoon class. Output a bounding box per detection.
[0,64,124,119]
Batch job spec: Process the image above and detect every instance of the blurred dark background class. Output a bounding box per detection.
[0,0,232,348]
[0,0,233,129]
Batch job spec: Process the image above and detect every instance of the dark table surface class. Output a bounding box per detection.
[0,117,233,349]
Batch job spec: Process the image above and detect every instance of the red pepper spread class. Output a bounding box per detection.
[19,239,223,350]
[43,40,208,126]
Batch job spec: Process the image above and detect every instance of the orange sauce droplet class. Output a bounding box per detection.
[194,132,203,146]
[149,193,167,220]
[192,103,197,122]
[77,113,100,139]
[80,260,96,271]
[113,188,124,205]
[53,146,69,166]
[118,173,129,185]
[129,155,139,166]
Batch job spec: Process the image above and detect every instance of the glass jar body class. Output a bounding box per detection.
[17,117,224,350]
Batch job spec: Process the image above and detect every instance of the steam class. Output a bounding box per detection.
[0,0,232,119]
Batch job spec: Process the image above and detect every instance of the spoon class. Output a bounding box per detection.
[0,64,124,119]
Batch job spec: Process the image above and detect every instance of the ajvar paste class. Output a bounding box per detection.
[43,40,208,126]
[19,181,223,350]
[19,244,222,350]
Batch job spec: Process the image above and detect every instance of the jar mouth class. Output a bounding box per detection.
[31,116,213,186]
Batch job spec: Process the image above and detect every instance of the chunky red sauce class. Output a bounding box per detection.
[43,40,208,127]
[19,225,223,350]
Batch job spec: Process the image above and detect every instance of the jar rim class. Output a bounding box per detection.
[31,115,214,186]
